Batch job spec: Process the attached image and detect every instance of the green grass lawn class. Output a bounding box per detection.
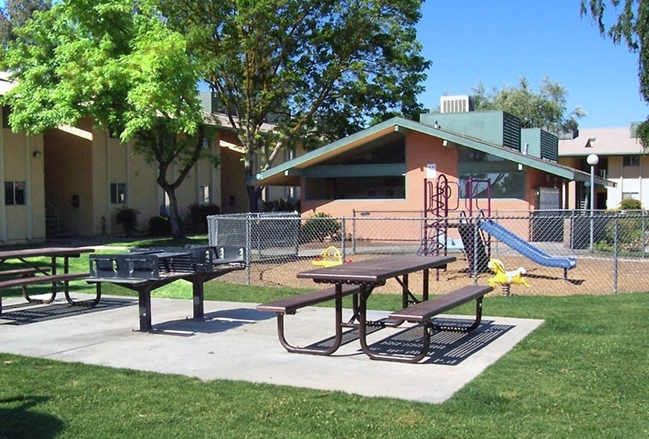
[1,239,648,438]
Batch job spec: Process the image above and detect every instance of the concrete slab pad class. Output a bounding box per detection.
[0,294,543,403]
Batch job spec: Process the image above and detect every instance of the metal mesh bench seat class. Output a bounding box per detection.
[256,284,361,355]
[256,284,361,315]
[0,267,50,278]
[372,284,493,363]
[0,272,99,313]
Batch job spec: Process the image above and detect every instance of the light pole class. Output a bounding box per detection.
[587,153,599,251]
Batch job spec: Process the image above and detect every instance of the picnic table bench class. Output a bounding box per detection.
[256,284,361,355]
[0,247,98,315]
[379,284,493,363]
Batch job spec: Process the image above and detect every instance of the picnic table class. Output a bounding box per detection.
[0,247,98,315]
[258,255,493,363]
[87,245,246,332]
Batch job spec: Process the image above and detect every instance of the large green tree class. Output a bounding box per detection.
[470,76,585,134]
[1,0,215,239]
[581,0,649,144]
[162,0,430,211]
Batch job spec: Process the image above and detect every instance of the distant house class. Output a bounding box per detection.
[248,103,612,220]
[558,124,647,210]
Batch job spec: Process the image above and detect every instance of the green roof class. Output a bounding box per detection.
[248,117,613,187]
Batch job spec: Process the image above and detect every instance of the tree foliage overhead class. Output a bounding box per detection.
[161,0,430,210]
[470,76,585,134]
[1,0,215,239]
[581,0,649,144]
[0,0,51,45]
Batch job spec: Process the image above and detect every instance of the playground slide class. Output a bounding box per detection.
[479,219,577,270]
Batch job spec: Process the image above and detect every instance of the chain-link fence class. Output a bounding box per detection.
[208,210,649,296]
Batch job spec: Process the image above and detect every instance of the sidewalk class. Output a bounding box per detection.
[0,294,543,403]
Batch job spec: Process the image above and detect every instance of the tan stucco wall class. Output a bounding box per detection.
[0,123,45,244]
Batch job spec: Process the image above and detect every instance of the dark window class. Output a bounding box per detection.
[5,181,26,205]
[110,183,126,204]
[623,155,640,167]
[305,176,405,200]
[2,105,11,129]
[458,146,525,200]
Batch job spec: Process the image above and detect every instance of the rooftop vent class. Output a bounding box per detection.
[440,95,474,114]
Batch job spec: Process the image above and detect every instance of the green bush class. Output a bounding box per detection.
[301,212,341,242]
[186,203,221,233]
[263,198,300,212]
[115,206,139,237]
[149,216,172,237]
[620,198,642,210]
[596,208,647,253]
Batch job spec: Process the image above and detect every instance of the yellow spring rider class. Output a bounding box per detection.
[487,258,529,296]
[312,246,351,268]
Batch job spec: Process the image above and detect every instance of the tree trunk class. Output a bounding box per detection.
[166,188,184,240]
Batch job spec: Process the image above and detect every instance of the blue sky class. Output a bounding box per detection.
[416,1,648,128]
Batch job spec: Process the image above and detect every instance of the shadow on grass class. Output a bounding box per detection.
[0,395,63,439]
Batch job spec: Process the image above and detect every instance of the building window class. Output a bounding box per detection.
[200,185,211,203]
[457,147,526,199]
[4,181,26,205]
[305,176,405,200]
[623,155,640,167]
[110,183,126,204]
[622,192,639,200]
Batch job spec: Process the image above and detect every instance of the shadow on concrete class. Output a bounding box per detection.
[153,307,275,336]
[0,297,137,326]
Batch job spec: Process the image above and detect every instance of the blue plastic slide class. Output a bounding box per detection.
[479,219,577,271]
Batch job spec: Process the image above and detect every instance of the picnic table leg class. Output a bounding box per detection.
[275,283,345,356]
[358,283,430,364]
[192,276,204,319]
[65,283,102,308]
[137,285,154,332]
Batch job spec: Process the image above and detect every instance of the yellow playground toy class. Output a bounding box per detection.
[487,258,529,295]
[312,246,351,268]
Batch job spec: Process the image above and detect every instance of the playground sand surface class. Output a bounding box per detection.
[223,253,647,296]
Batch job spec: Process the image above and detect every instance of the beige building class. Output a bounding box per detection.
[558,125,647,210]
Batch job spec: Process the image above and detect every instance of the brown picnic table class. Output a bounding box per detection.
[86,245,246,332]
[0,247,98,315]
[258,255,492,363]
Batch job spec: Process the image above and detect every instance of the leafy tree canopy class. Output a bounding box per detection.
[1,0,215,239]
[161,0,430,210]
[0,0,51,45]
[470,76,585,134]
[581,0,649,145]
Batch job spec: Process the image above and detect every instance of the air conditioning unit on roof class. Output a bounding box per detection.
[440,95,473,114]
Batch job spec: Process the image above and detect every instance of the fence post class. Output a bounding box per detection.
[352,213,357,255]
[473,216,479,285]
[613,213,619,294]
[341,218,346,260]
[643,210,646,259]
[246,214,251,286]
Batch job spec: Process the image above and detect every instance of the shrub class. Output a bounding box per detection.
[301,212,341,242]
[596,207,647,253]
[186,203,221,234]
[115,206,139,237]
[149,216,172,237]
[619,198,642,210]
[263,198,301,212]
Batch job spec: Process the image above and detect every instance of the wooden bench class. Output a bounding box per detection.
[0,272,100,314]
[374,285,494,363]
[256,284,361,355]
